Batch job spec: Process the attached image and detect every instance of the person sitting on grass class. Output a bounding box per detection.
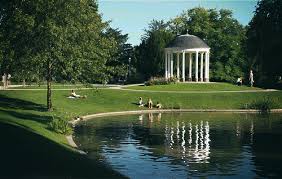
[138,97,144,107]
[69,90,87,99]
[237,77,242,86]
[156,102,162,109]
[70,90,80,98]
[147,98,153,109]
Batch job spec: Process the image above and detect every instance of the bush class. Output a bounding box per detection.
[244,98,276,113]
[48,112,74,135]
[145,77,178,86]
[163,103,181,109]
[48,118,73,135]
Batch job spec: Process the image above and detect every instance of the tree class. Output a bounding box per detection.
[135,20,174,80]
[0,0,116,110]
[246,0,282,86]
[168,8,247,82]
[104,28,134,83]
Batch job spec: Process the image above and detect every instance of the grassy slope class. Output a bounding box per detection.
[125,82,262,91]
[0,85,282,178]
[0,91,126,178]
[1,88,282,116]
[0,122,126,178]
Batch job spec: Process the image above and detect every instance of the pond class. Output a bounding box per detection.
[74,113,282,179]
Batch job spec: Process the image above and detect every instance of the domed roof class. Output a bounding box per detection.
[166,34,210,49]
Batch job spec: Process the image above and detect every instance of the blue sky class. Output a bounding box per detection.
[98,0,258,45]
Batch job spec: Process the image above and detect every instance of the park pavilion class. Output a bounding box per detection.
[164,33,210,82]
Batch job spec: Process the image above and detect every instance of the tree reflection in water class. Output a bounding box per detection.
[74,113,282,178]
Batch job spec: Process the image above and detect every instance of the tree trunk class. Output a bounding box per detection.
[47,60,52,111]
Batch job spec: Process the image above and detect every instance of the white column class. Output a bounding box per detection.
[177,53,180,80]
[195,51,199,82]
[165,51,168,79]
[200,52,203,82]
[182,52,185,82]
[189,53,192,81]
[207,51,210,81]
[168,52,171,78]
[170,53,174,77]
[204,51,208,82]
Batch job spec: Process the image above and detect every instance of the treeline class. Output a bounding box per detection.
[134,0,282,87]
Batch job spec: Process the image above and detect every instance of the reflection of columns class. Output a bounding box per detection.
[165,52,168,79]
[195,51,199,82]
[188,122,192,145]
[170,53,174,77]
[177,121,180,141]
[200,121,204,150]
[177,53,180,80]
[189,53,192,81]
[181,122,186,152]
[170,127,174,148]
[200,52,204,82]
[168,52,171,78]
[204,122,210,155]
[182,52,185,82]
[195,124,199,155]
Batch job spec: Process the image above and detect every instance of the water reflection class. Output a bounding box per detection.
[74,113,282,179]
[164,119,211,164]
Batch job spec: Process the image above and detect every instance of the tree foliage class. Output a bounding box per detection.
[0,0,117,110]
[105,28,134,83]
[246,0,282,86]
[135,20,174,80]
[136,8,247,82]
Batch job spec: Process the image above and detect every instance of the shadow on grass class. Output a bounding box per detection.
[0,122,127,179]
[0,94,46,111]
[0,109,52,124]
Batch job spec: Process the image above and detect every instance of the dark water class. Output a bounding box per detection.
[74,113,282,179]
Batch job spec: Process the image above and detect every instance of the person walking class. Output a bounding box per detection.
[2,73,7,89]
[249,70,254,87]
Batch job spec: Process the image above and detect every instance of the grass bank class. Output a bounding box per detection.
[125,82,263,91]
[0,86,281,178]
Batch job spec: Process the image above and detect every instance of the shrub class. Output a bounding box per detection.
[163,103,181,109]
[48,112,74,135]
[48,117,73,135]
[145,77,178,86]
[244,98,276,113]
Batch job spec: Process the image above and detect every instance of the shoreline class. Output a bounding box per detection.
[67,108,282,148]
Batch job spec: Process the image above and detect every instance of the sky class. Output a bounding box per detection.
[98,0,258,45]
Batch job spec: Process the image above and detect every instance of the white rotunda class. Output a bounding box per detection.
[164,33,210,82]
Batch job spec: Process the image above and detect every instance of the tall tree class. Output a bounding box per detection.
[135,20,174,80]
[168,8,247,82]
[0,0,115,110]
[104,28,134,83]
[247,0,282,86]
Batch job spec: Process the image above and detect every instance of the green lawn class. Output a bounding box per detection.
[125,82,263,91]
[0,86,282,178]
[9,84,108,89]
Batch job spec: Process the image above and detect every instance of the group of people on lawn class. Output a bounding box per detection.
[68,89,162,109]
[138,97,162,109]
